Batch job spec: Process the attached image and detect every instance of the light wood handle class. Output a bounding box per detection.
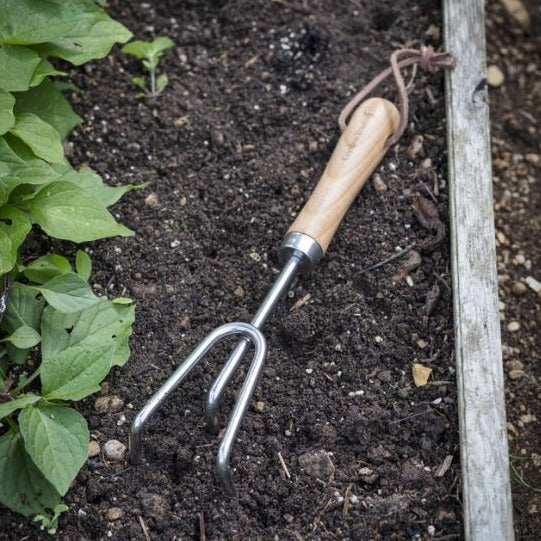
[287,97,399,253]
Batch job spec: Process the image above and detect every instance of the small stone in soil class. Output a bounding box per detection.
[144,193,160,208]
[253,401,265,413]
[88,440,100,458]
[140,493,168,520]
[407,135,424,158]
[372,173,387,192]
[298,449,335,480]
[487,65,505,87]
[94,395,124,414]
[507,359,524,371]
[210,129,225,146]
[103,440,127,461]
[512,281,527,295]
[234,285,245,299]
[105,507,123,521]
[525,276,541,293]
[507,321,520,331]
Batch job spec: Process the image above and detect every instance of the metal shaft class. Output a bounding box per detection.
[205,253,303,431]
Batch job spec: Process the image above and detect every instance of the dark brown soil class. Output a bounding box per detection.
[0,1,461,539]
[487,2,541,540]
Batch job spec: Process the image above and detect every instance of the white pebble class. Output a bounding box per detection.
[525,276,541,293]
[103,439,127,461]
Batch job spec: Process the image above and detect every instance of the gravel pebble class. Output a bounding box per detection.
[372,173,387,192]
[487,65,505,87]
[144,193,160,208]
[103,440,127,461]
[525,276,541,293]
[105,507,123,521]
[298,449,335,479]
[507,321,520,332]
[509,369,526,380]
[88,440,101,458]
[140,493,168,519]
[512,281,527,295]
[253,401,265,413]
[94,395,124,414]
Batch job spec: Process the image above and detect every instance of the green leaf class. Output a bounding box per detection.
[75,250,92,281]
[0,45,41,92]
[111,297,134,305]
[14,78,82,140]
[0,284,43,337]
[0,284,44,364]
[28,181,134,242]
[131,76,147,91]
[0,138,62,206]
[1,326,41,349]
[24,253,72,284]
[30,59,67,88]
[142,58,158,71]
[0,206,32,274]
[34,273,99,313]
[9,113,64,164]
[0,429,61,517]
[0,0,78,45]
[18,405,89,495]
[0,394,40,421]
[156,73,169,93]
[0,89,15,135]
[122,36,174,61]
[40,299,134,400]
[34,0,133,65]
[52,164,148,207]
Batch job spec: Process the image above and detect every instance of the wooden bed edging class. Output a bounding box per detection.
[443,1,514,539]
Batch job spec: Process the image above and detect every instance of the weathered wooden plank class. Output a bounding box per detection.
[443,1,514,540]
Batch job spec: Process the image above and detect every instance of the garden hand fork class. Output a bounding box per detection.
[129,97,399,496]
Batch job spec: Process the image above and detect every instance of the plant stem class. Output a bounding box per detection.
[150,68,156,97]
[5,416,17,431]
[12,366,40,394]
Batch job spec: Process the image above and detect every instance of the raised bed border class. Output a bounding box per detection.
[443,1,514,539]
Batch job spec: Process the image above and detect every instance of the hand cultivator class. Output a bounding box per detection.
[130,97,399,496]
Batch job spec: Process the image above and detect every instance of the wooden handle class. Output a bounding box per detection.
[287,97,399,253]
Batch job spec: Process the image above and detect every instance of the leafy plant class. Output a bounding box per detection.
[122,37,174,98]
[0,251,135,525]
[0,0,137,277]
[0,0,139,531]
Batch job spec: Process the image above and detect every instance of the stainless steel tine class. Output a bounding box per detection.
[216,329,267,496]
[129,322,266,468]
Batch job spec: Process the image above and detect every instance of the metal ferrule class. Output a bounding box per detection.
[278,231,324,274]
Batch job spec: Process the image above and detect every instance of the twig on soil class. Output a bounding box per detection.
[342,484,353,515]
[357,242,416,275]
[432,271,452,292]
[277,451,291,479]
[199,511,207,541]
[389,409,431,424]
[138,515,151,541]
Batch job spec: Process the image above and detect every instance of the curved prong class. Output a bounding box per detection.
[216,327,267,496]
[205,338,250,433]
[129,322,266,466]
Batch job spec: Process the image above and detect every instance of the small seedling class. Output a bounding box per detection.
[34,504,69,535]
[122,37,174,98]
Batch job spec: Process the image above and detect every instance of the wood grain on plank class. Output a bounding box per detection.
[443,1,514,539]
